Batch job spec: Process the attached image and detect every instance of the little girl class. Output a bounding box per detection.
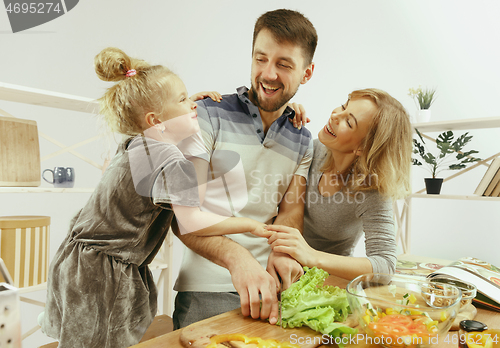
[41,47,269,348]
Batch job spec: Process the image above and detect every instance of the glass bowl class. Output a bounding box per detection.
[427,277,476,310]
[346,273,462,348]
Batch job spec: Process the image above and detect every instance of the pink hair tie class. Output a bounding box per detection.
[126,69,137,77]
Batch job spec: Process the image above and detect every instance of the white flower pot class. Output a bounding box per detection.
[416,109,431,123]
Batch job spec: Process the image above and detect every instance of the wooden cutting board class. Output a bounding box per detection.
[0,115,40,186]
[179,308,357,348]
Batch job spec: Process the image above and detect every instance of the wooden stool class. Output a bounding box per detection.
[38,315,174,348]
[0,216,50,288]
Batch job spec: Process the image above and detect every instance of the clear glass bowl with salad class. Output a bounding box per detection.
[346,273,462,348]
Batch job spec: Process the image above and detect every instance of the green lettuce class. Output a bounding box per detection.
[279,267,358,347]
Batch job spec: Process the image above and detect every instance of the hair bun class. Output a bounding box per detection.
[94,47,133,82]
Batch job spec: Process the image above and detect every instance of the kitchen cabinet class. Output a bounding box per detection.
[395,116,500,254]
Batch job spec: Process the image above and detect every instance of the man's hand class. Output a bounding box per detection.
[266,250,304,291]
[229,253,280,325]
[266,174,306,289]
[173,222,278,323]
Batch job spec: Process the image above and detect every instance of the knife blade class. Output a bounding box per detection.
[277,275,283,329]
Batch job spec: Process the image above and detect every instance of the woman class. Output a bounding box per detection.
[266,88,413,280]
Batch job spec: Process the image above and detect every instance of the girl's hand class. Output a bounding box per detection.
[288,102,310,129]
[250,224,273,239]
[190,91,222,102]
[265,225,317,267]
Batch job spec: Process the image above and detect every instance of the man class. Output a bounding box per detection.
[173,8,317,329]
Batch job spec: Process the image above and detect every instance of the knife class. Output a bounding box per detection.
[277,275,283,329]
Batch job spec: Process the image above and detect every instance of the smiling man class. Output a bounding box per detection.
[172,9,318,329]
[250,32,312,114]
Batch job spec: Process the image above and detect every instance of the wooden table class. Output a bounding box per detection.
[131,272,499,348]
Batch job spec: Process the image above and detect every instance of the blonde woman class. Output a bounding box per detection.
[266,88,412,280]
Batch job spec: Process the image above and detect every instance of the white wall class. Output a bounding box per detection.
[1,1,500,346]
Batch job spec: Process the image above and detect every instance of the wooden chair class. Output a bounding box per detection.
[38,315,174,348]
[0,215,50,340]
[0,216,50,289]
[0,216,175,342]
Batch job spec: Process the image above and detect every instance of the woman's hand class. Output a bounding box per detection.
[265,225,317,267]
[190,91,222,102]
[287,102,310,129]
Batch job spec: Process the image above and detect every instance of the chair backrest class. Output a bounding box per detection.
[0,258,14,285]
[0,216,50,288]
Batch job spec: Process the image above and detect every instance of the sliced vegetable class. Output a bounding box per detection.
[398,292,417,306]
[465,332,496,348]
[367,313,438,344]
[205,333,301,348]
[279,267,357,348]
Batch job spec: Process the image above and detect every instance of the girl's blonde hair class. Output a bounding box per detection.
[321,88,413,200]
[94,47,175,135]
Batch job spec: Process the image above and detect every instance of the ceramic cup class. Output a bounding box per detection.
[42,167,75,188]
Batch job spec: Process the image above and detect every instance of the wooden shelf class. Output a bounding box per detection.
[395,117,500,255]
[412,116,500,132]
[411,193,500,201]
[0,82,99,114]
[0,187,95,193]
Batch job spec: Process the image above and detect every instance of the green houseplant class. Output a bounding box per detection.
[409,86,436,122]
[409,86,437,110]
[413,129,481,194]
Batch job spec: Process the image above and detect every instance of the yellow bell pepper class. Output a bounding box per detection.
[386,307,396,315]
[408,309,422,316]
[426,320,439,332]
[205,333,301,348]
[466,332,496,348]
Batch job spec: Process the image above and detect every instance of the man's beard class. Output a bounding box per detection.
[250,79,299,112]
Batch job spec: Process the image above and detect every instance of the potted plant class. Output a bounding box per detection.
[408,86,436,122]
[413,129,481,194]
